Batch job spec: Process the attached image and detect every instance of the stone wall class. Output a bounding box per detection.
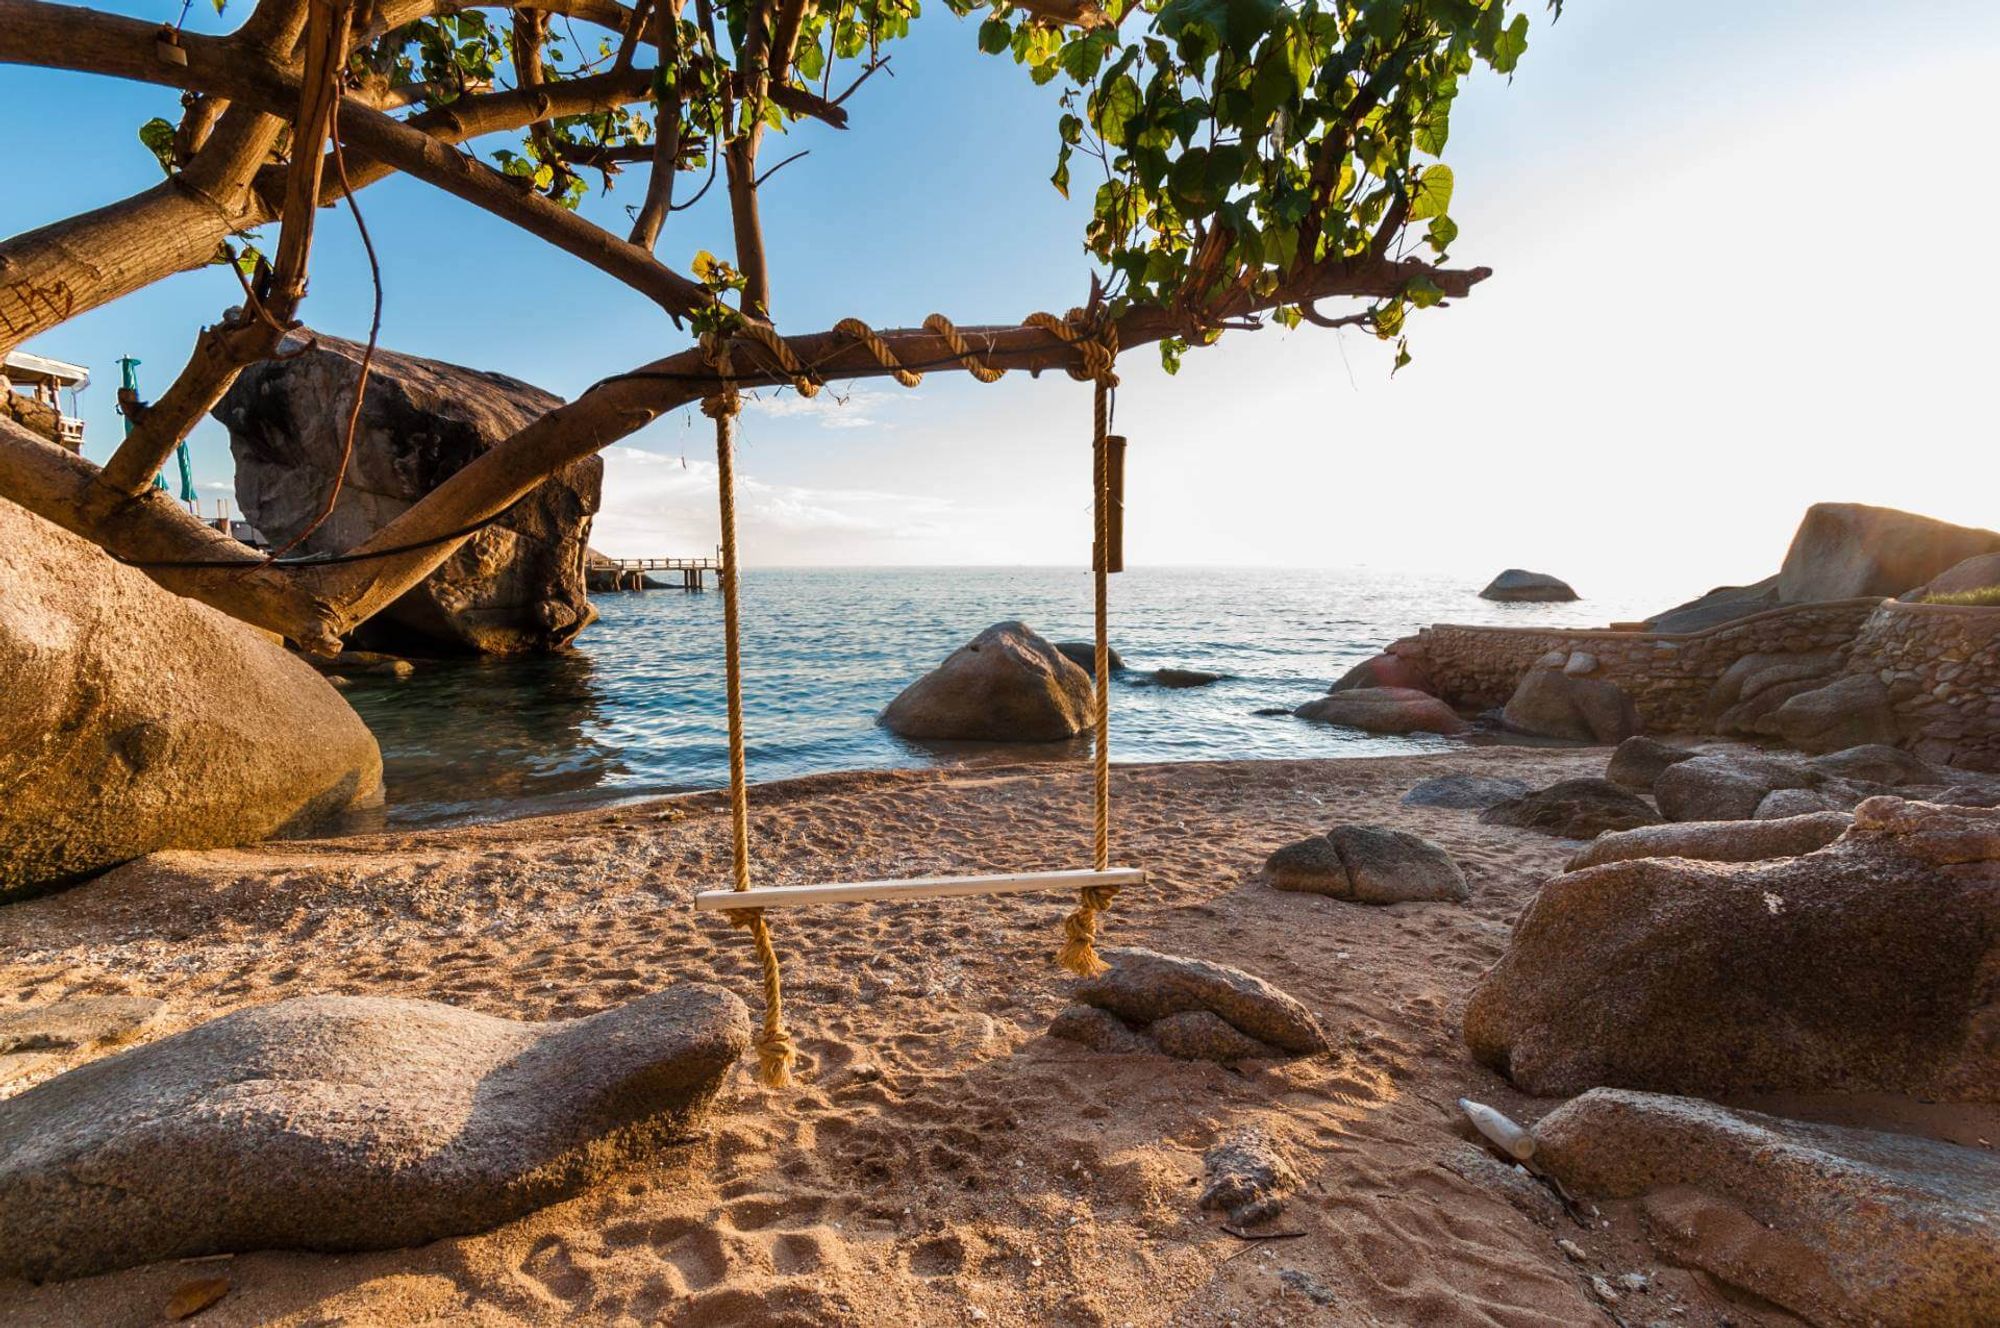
[1390,600,1884,733]
[1843,601,2000,771]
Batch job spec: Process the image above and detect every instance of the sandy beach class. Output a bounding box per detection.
[0,746,1884,1328]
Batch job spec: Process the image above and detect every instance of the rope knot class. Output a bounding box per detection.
[1024,307,1120,386]
[1056,883,1120,977]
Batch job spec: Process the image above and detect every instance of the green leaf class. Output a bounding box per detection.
[1408,164,1454,220]
[1425,214,1458,254]
[977,17,1011,55]
[1051,145,1073,198]
[1160,336,1187,375]
[1492,13,1530,74]
[137,117,177,175]
[1392,337,1412,375]
[1406,275,1444,308]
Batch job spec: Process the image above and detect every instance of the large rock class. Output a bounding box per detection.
[1071,947,1327,1055]
[0,498,382,900]
[1768,673,1900,752]
[1653,752,1823,822]
[1807,742,1943,787]
[881,621,1093,741]
[0,996,166,1055]
[1603,736,1695,792]
[1328,652,1434,695]
[1534,1090,2000,1328]
[1477,569,1577,602]
[1704,649,1843,736]
[1265,825,1469,903]
[1500,657,1640,743]
[1478,778,1663,839]
[215,333,602,655]
[1906,550,2000,601]
[0,987,748,1280]
[1776,501,2000,602]
[1464,797,2000,1101]
[1054,640,1124,675]
[1563,811,1852,871]
[1294,687,1468,735]
[1642,575,1781,634]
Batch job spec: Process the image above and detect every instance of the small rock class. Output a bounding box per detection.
[1073,947,1327,1055]
[1590,1275,1622,1305]
[1557,1238,1587,1262]
[1198,1130,1299,1226]
[1563,652,1599,677]
[1604,737,1697,793]
[1479,779,1664,839]
[1266,825,1469,904]
[1278,1269,1338,1305]
[1295,687,1469,736]
[0,996,166,1055]
[1151,1010,1274,1063]
[1401,774,1531,810]
[166,1277,231,1321]
[1047,1005,1153,1054]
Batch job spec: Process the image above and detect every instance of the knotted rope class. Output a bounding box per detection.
[703,333,796,1089]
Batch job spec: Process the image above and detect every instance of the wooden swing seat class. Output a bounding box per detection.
[693,866,1145,913]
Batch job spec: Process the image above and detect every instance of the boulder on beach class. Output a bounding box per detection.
[0,996,166,1055]
[1603,736,1696,792]
[1776,501,2000,602]
[0,987,748,1281]
[1653,752,1826,822]
[1294,687,1468,735]
[1477,569,1577,603]
[1054,640,1124,675]
[1768,673,1900,752]
[1533,1089,2000,1328]
[215,333,602,655]
[1465,797,2000,1101]
[1906,550,2000,601]
[1064,947,1328,1057]
[1807,742,1942,786]
[0,498,382,901]
[1328,652,1434,696]
[881,622,1094,741]
[1704,649,1845,736]
[1265,825,1469,904]
[1400,773,1530,810]
[1478,778,1663,839]
[1500,656,1640,743]
[1563,811,1852,872]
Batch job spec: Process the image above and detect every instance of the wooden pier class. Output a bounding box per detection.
[587,553,724,592]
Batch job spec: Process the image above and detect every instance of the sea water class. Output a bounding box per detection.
[337,565,1665,826]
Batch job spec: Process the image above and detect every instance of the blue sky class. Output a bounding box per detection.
[4,0,1997,599]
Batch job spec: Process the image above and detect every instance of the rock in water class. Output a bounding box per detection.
[1328,652,1434,695]
[1478,779,1663,839]
[1603,736,1696,792]
[1053,641,1124,674]
[1533,1089,2000,1328]
[1478,569,1578,602]
[1294,687,1469,735]
[1776,501,2000,602]
[1564,811,1852,871]
[0,988,748,1280]
[0,498,382,900]
[1266,825,1469,903]
[1501,660,1640,743]
[1150,667,1224,688]
[214,334,602,655]
[1465,797,2000,1101]
[881,622,1093,741]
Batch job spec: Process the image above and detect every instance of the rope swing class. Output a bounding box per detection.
[696,305,1135,1087]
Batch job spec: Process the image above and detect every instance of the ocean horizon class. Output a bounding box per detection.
[335,564,1673,829]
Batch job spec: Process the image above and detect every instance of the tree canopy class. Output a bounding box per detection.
[0,0,1552,650]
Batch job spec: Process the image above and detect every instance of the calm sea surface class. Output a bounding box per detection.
[337,566,1665,827]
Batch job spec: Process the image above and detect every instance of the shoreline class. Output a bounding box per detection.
[0,743,1878,1327]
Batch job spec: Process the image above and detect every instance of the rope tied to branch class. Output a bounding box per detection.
[701,331,795,1089]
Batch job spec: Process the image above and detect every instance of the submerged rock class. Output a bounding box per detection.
[0,987,748,1280]
[1294,687,1468,735]
[0,498,382,900]
[1266,825,1469,903]
[1465,797,2000,1101]
[1534,1089,2000,1328]
[1478,569,1578,602]
[1150,667,1224,688]
[1054,640,1124,675]
[1328,652,1434,695]
[881,621,1093,741]
[215,333,601,655]
[1478,778,1662,839]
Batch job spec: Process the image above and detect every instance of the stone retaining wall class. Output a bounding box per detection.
[1844,601,2000,771]
[1391,600,1884,733]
